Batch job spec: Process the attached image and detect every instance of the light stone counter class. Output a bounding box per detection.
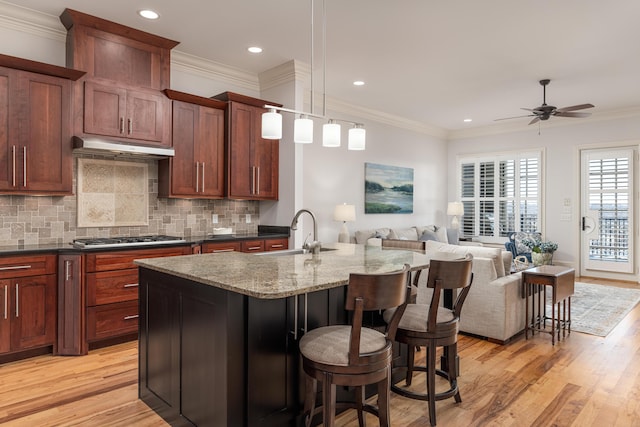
[135,242,432,299]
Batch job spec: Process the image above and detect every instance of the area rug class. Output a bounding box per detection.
[564,282,640,337]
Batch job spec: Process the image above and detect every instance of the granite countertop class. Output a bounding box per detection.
[135,243,433,299]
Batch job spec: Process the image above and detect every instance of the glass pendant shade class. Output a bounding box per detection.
[294,116,313,143]
[322,121,341,147]
[261,109,282,139]
[348,127,366,150]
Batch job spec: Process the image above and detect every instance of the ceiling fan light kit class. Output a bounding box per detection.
[495,79,594,126]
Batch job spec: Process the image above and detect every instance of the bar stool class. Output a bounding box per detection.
[389,254,473,426]
[299,265,410,427]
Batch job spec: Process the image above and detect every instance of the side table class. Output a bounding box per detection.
[522,266,575,345]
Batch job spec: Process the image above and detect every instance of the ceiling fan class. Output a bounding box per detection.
[495,79,594,125]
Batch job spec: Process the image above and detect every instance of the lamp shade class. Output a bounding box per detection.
[294,116,313,143]
[322,121,341,147]
[447,202,464,216]
[348,127,366,150]
[261,109,282,139]
[334,203,356,222]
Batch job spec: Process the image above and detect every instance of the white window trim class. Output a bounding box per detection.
[456,148,545,244]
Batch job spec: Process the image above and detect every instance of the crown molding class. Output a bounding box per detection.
[258,59,310,92]
[0,1,64,41]
[171,50,259,92]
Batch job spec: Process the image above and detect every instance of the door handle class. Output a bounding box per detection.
[196,162,200,192]
[23,146,27,187]
[11,146,16,187]
[201,162,205,193]
[582,217,586,231]
[15,283,19,318]
[3,285,7,320]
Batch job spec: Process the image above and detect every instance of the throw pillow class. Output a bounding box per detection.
[419,230,439,242]
[446,228,460,245]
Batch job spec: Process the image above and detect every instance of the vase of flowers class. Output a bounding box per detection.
[521,237,558,266]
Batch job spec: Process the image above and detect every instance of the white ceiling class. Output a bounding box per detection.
[6,0,640,133]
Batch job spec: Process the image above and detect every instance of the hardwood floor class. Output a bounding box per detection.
[1,278,639,426]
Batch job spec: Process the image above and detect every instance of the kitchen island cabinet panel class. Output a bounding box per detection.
[139,268,348,426]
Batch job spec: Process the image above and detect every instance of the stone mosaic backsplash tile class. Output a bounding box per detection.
[0,154,259,246]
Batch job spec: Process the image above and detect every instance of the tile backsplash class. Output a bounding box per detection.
[0,155,259,246]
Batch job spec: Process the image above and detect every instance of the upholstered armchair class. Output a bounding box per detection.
[504,231,542,262]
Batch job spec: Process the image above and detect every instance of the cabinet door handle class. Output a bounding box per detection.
[271,244,284,249]
[11,146,16,187]
[127,118,133,134]
[246,246,261,251]
[124,283,139,288]
[65,260,71,281]
[124,314,139,320]
[23,146,27,187]
[195,162,200,192]
[303,293,308,335]
[119,117,125,134]
[15,284,19,318]
[251,166,256,194]
[292,295,299,340]
[3,285,7,320]
[201,162,205,193]
[0,265,32,271]
[256,167,260,195]
[212,248,235,253]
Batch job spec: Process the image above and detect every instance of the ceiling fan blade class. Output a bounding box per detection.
[494,114,534,121]
[554,111,592,118]
[520,108,534,112]
[555,103,595,113]
[528,117,540,125]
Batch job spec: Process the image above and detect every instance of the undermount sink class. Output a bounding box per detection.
[256,247,338,256]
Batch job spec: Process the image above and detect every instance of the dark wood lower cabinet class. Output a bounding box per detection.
[138,268,348,427]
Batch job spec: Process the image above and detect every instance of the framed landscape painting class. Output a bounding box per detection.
[364,162,414,213]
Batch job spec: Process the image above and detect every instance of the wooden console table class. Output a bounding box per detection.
[523,266,575,345]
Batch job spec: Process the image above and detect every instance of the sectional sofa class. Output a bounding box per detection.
[354,226,525,343]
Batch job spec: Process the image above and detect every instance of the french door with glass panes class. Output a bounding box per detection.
[580,148,634,275]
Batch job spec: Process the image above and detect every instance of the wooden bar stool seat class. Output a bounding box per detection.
[387,254,473,426]
[299,264,410,427]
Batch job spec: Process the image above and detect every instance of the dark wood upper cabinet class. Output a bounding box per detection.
[0,54,84,195]
[159,90,226,198]
[211,92,280,201]
[60,8,178,147]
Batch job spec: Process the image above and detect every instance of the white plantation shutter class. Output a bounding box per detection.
[458,151,542,241]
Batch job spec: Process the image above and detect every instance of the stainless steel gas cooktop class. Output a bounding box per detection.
[71,235,186,249]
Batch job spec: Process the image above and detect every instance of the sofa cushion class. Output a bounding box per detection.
[424,240,506,277]
[389,227,419,241]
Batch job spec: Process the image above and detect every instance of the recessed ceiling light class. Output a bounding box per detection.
[463,118,472,122]
[248,46,263,54]
[138,9,159,20]
[353,81,365,86]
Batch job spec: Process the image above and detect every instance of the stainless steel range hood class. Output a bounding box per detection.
[72,136,175,158]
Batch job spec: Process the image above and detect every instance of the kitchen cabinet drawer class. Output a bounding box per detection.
[87,269,139,306]
[201,242,241,253]
[265,238,288,252]
[0,254,56,279]
[241,240,265,253]
[87,300,138,341]
[85,246,191,272]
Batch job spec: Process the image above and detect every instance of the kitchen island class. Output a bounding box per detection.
[135,243,432,427]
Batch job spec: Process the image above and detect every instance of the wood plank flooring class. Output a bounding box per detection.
[1,278,639,426]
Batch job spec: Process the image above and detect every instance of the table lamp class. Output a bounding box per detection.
[334,203,356,243]
[447,202,464,229]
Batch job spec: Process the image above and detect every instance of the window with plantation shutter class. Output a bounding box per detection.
[458,150,542,241]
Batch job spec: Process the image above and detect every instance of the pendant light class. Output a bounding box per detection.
[294,115,313,143]
[348,125,366,150]
[261,108,282,139]
[259,0,366,150]
[322,120,341,147]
